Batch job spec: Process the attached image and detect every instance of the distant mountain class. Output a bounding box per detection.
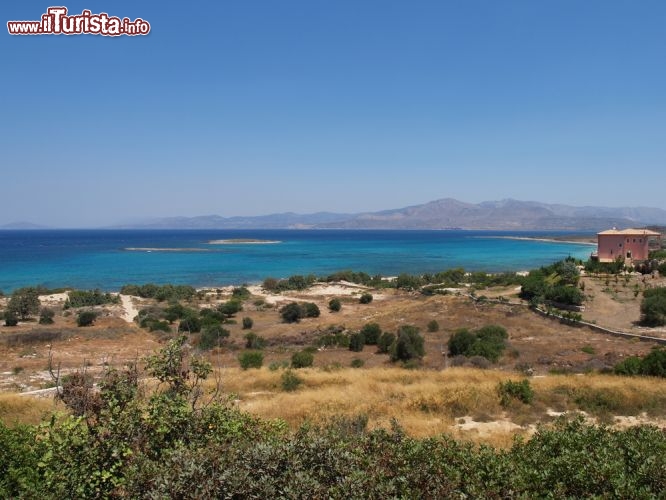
[0,221,50,230]
[112,212,352,229]
[112,198,666,231]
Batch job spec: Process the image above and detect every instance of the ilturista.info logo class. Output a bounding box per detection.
[7,6,150,36]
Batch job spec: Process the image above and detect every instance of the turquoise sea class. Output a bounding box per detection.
[0,230,595,293]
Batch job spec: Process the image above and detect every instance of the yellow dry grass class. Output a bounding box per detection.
[212,366,666,446]
[0,393,60,427]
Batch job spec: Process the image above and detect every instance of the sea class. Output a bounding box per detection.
[0,229,595,293]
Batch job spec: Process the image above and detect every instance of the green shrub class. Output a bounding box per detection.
[350,358,364,368]
[38,308,55,325]
[614,356,643,376]
[7,287,40,320]
[291,351,314,369]
[280,302,303,323]
[244,332,267,349]
[148,320,171,333]
[427,320,439,332]
[178,314,202,333]
[242,317,254,329]
[390,325,424,362]
[448,325,508,363]
[349,333,365,352]
[219,299,243,317]
[360,322,381,344]
[328,298,341,312]
[199,325,230,350]
[359,293,373,304]
[238,351,263,370]
[498,379,534,406]
[120,283,196,301]
[231,286,251,300]
[281,369,302,391]
[641,287,666,326]
[4,311,18,327]
[640,348,666,377]
[377,332,395,354]
[65,290,120,308]
[76,310,97,327]
[303,302,320,318]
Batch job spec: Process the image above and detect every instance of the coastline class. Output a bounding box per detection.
[484,236,597,246]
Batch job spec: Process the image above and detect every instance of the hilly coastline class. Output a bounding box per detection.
[112,198,666,231]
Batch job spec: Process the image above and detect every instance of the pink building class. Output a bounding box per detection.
[593,228,661,263]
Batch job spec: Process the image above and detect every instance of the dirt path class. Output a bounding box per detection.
[119,294,139,323]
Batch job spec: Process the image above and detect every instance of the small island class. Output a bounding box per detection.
[208,239,282,245]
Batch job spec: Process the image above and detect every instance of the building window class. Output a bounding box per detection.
[633,239,636,243]
[619,243,622,247]
[640,239,643,243]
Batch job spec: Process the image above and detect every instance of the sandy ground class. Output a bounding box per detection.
[118,294,140,323]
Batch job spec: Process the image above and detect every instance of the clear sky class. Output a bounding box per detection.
[2,1,665,227]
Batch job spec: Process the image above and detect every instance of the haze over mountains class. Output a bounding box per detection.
[108,198,666,231]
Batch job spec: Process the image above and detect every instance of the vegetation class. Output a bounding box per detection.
[328,298,341,312]
[119,283,196,302]
[281,369,303,391]
[263,274,317,292]
[291,350,314,369]
[279,302,320,323]
[244,332,267,349]
[199,325,230,350]
[38,307,55,325]
[614,348,666,377]
[427,319,439,332]
[348,332,365,352]
[76,310,97,327]
[360,322,382,345]
[448,325,509,363]
[65,289,120,308]
[640,287,666,326]
[359,292,373,304]
[520,258,583,306]
[377,332,396,354]
[4,311,18,327]
[498,379,534,406]
[7,287,40,320]
[242,316,253,329]
[239,350,264,369]
[390,325,425,363]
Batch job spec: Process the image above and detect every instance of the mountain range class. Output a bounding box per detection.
[110,198,666,231]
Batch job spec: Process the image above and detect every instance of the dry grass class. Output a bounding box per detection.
[209,366,666,447]
[0,393,61,426]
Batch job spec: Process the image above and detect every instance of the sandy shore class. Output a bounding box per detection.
[485,236,597,245]
[125,247,211,252]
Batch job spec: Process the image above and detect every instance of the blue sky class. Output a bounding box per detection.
[2,1,665,227]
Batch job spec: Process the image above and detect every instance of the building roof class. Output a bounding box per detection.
[597,228,661,236]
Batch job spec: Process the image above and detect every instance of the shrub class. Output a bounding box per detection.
[76,310,97,327]
[218,299,243,317]
[448,325,508,363]
[349,333,365,352]
[238,351,263,370]
[242,317,253,330]
[640,287,666,326]
[39,308,55,325]
[498,379,534,406]
[231,286,251,300]
[199,325,230,350]
[65,290,120,308]
[359,293,373,304]
[148,320,171,333]
[291,350,314,369]
[360,322,381,345]
[4,311,18,327]
[390,325,424,362]
[427,320,439,332]
[640,348,666,377]
[328,298,341,312]
[377,332,395,354]
[280,302,303,323]
[281,369,302,391]
[350,358,364,368]
[303,302,320,318]
[178,314,202,333]
[244,332,266,349]
[614,356,643,376]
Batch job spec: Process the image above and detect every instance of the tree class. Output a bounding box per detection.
[390,325,424,363]
[377,332,395,354]
[4,311,18,327]
[199,325,230,350]
[219,299,242,317]
[448,329,476,356]
[7,287,40,320]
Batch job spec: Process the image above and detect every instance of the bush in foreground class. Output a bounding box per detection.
[641,287,666,326]
[239,351,263,370]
